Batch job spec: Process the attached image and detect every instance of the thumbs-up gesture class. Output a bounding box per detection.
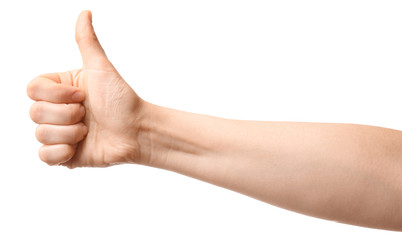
[27,11,144,168]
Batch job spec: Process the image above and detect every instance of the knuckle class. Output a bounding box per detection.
[38,146,51,164]
[38,145,75,166]
[26,80,38,99]
[35,125,47,143]
[29,102,42,123]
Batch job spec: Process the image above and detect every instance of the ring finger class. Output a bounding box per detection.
[36,123,88,145]
[30,101,85,125]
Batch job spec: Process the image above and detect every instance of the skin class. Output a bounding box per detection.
[27,10,402,231]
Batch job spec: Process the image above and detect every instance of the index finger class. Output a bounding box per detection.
[27,74,85,103]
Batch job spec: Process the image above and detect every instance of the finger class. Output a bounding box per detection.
[27,75,85,103]
[39,144,76,166]
[35,123,88,145]
[75,10,114,70]
[30,101,85,125]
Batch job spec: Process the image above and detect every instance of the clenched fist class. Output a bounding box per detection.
[27,11,145,168]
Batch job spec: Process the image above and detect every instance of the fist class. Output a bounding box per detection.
[27,11,145,168]
[28,72,87,165]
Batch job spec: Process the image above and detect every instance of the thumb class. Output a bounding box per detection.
[75,10,113,69]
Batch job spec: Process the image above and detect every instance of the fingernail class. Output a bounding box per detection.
[72,91,84,102]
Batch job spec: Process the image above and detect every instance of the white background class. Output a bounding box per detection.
[1,0,402,239]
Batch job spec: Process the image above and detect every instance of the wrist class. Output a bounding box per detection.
[133,102,211,169]
[132,102,170,167]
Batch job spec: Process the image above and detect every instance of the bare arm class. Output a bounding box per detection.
[27,11,402,232]
[136,103,402,231]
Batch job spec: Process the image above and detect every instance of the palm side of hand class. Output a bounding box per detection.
[66,69,142,168]
[28,11,144,168]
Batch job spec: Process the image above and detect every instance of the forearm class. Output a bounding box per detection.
[136,102,402,231]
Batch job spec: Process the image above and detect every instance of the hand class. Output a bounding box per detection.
[27,11,144,168]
